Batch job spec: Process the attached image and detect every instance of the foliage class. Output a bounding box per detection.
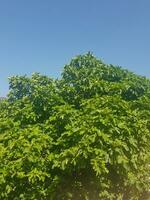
[0,53,150,199]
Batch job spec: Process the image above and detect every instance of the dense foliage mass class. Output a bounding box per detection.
[0,53,150,199]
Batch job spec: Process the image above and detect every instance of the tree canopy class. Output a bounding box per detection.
[0,53,150,199]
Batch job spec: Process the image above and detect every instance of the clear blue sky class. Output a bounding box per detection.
[0,0,150,96]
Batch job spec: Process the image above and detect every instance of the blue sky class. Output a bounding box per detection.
[0,0,150,96]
